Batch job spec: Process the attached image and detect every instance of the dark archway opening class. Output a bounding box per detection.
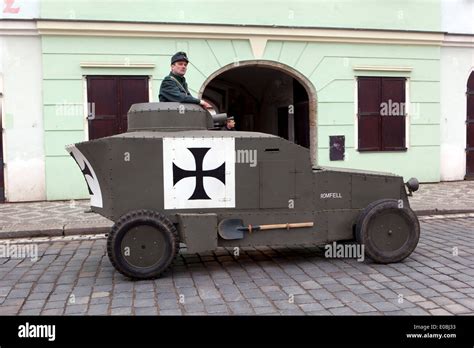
[202,66,310,148]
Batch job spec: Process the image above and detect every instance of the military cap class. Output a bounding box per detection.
[171,51,189,64]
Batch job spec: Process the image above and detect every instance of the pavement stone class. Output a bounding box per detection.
[87,304,109,315]
[111,307,132,315]
[299,303,324,312]
[346,301,378,313]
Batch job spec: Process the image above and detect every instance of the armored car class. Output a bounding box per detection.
[67,103,420,279]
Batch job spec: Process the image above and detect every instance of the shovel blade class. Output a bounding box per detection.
[218,219,244,240]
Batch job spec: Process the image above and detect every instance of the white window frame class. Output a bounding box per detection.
[354,76,410,151]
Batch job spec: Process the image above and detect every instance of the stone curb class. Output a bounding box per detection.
[63,221,113,236]
[415,209,474,216]
[0,221,113,240]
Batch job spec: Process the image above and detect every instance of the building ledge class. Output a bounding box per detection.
[80,62,155,68]
[0,20,38,36]
[37,20,444,47]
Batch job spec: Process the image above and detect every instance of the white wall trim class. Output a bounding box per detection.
[0,20,39,36]
[442,34,474,48]
[353,65,413,72]
[37,20,445,46]
[148,76,153,102]
[80,62,155,68]
[249,37,268,59]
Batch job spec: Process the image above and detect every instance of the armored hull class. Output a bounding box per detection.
[67,102,420,279]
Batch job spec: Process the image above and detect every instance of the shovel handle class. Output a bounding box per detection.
[258,222,314,231]
[244,222,314,233]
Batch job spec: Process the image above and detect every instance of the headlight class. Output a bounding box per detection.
[405,177,419,194]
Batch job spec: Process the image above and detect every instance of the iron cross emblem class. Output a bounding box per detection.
[172,147,226,200]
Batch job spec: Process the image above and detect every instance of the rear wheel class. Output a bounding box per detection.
[107,210,179,280]
[355,199,420,264]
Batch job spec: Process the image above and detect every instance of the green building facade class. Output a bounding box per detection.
[38,0,442,200]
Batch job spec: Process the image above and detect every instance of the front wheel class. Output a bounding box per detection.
[107,210,179,280]
[355,199,420,264]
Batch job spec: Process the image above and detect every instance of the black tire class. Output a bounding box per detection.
[107,210,179,280]
[355,199,420,264]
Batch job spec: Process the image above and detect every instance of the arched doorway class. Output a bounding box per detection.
[467,71,474,179]
[199,60,317,165]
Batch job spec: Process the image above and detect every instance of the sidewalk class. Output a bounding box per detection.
[408,180,474,214]
[0,180,473,239]
[0,200,112,239]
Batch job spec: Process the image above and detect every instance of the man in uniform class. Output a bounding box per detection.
[159,51,212,108]
[221,116,236,131]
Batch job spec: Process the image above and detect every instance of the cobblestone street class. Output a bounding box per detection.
[1,216,473,316]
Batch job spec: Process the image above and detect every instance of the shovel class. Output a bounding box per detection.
[218,219,314,240]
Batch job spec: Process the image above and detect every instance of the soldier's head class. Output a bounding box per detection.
[226,116,235,129]
[171,51,189,76]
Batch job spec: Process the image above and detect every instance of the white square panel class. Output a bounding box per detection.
[163,137,235,209]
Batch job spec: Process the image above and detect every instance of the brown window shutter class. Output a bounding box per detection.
[358,115,381,151]
[381,78,406,105]
[87,76,149,140]
[358,77,381,151]
[381,116,406,150]
[358,77,381,115]
[381,78,406,150]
